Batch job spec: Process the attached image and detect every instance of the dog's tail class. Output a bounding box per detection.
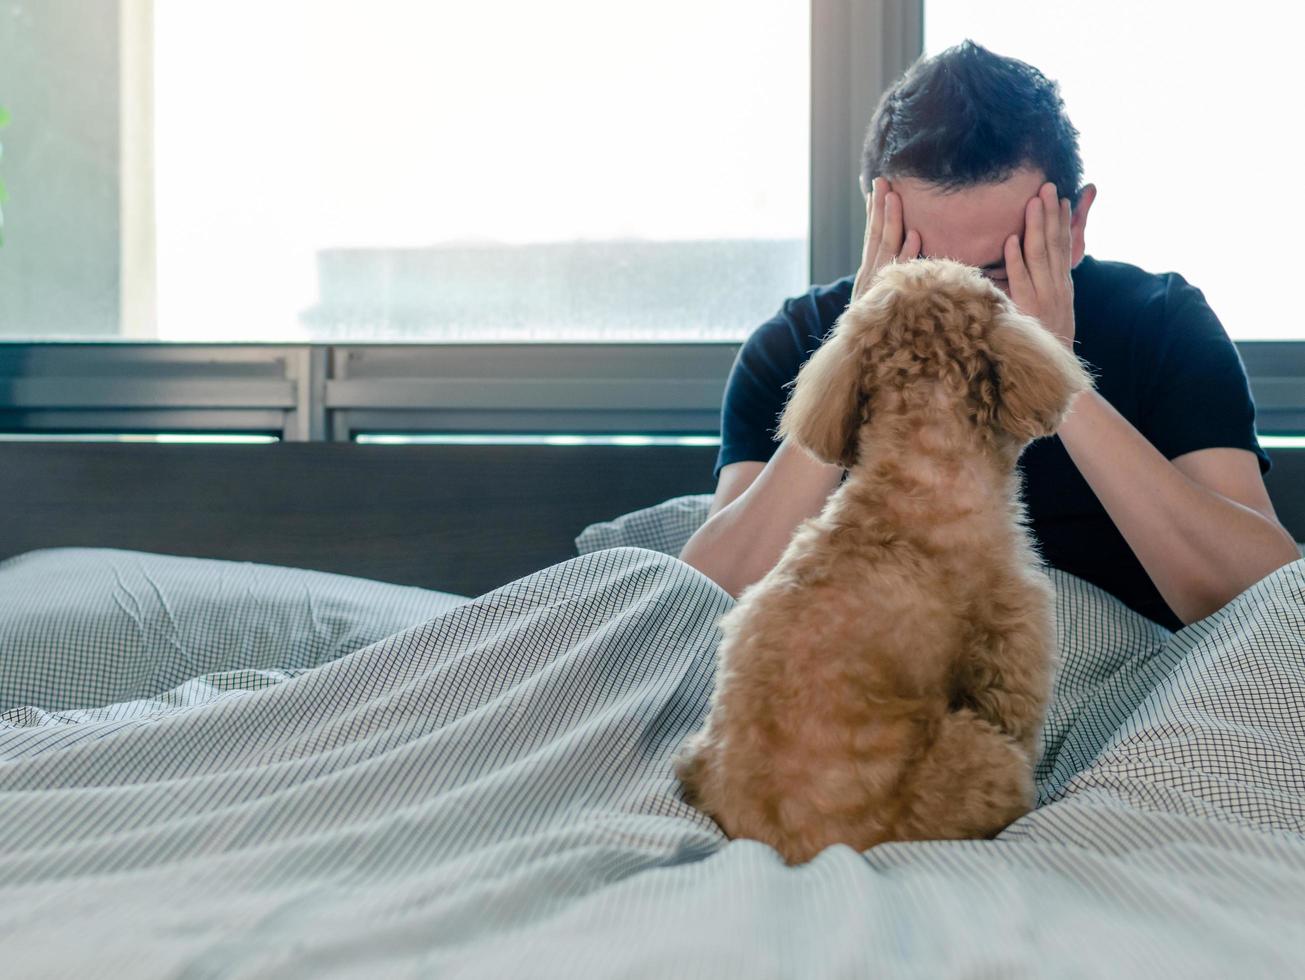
[894,708,1035,842]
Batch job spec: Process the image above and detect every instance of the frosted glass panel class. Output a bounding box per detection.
[0,1,809,342]
[152,0,810,341]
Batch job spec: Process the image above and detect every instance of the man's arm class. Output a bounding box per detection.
[1055,394,1298,626]
[1007,182,1299,626]
[679,441,843,598]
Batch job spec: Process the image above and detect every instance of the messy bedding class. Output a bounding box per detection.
[0,496,1303,976]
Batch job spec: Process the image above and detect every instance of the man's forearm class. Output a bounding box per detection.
[679,440,844,598]
[1055,389,1300,625]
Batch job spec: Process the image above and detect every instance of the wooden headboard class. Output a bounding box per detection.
[0,442,718,596]
[2,440,1302,598]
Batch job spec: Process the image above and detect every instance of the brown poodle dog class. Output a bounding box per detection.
[674,257,1095,866]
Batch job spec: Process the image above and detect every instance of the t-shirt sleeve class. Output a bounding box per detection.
[713,310,806,481]
[1140,278,1272,475]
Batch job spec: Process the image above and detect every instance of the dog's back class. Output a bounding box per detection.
[675,258,1089,865]
[676,497,1044,864]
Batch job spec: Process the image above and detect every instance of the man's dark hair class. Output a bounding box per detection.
[861,40,1084,205]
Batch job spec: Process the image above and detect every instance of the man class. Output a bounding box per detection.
[679,40,1299,630]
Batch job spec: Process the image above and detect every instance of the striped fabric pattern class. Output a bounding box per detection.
[0,548,469,714]
[575,493,715,559]
[0,538,1303,976]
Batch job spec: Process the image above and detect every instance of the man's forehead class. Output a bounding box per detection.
[892,168,1044,267]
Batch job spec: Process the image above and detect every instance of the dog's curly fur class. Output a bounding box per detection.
[673,257,1095,866]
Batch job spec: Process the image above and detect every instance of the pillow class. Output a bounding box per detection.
[576,494,713,558]
[0,548,469,713]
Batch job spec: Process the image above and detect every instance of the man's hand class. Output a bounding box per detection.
[852,177,922,303]
[1005,181,1076,350]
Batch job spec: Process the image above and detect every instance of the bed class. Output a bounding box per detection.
[1,495,1303,976]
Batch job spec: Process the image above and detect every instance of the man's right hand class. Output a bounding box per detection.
[851,176,922,303]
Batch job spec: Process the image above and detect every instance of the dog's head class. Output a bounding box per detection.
[777,257,1096,470]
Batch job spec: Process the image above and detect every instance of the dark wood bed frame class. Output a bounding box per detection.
[2,441,1302,598]
[0,442,720,597]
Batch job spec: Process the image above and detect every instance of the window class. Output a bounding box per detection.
[925,0,1305,340]
[0,0,810,343]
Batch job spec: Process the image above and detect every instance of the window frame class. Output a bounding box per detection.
[12,3,1301,448]
[0,0,925,442]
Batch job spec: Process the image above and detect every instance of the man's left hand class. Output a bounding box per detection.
[1005,181,1076,350]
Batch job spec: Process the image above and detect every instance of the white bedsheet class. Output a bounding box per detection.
[0,546,1302,977]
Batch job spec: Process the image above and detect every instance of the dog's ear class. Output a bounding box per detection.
[987,308,1096,441]
[777,318,867,469]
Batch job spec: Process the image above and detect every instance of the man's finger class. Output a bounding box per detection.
[1039,183,1069,281]
[1023,195,1052,292]
[878,191,904,264]
[1040,183,1060,262]
[1005,233,1035,314]
[1024,194,1047,261]
[865,178,885,260]
[1059,197,1073,275]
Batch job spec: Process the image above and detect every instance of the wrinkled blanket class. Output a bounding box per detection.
[0,546,1303,977]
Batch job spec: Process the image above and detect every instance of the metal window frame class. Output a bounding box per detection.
[4,339,1305,443]
[0,0,927,442]
[810,0,923,285]
[0,342,737,441]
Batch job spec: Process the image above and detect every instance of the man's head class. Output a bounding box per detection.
[862,40,1082,205]
[860,41,1096,282]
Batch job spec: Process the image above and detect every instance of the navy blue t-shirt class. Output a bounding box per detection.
[715,255,1272,632]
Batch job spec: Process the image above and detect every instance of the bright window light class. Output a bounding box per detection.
[355,433,721,447]
[1259,435,1305,450]
[151,1,809,342]
[924,0,1305,339]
